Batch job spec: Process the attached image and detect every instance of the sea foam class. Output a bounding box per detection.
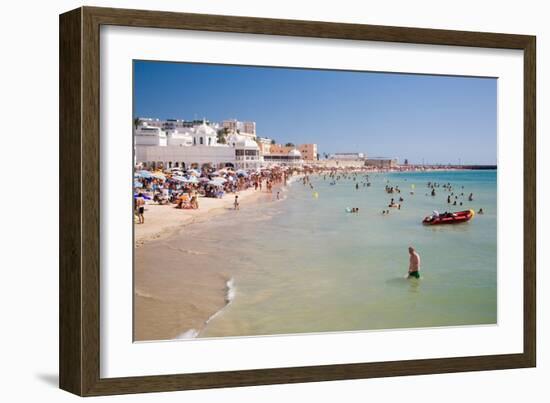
[176,328,199,339]
[225,277,236,304]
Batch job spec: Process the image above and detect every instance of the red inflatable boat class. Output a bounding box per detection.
[423,209,475,225]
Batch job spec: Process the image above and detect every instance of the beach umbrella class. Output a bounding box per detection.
[211,177,227,184]
[136,170,153,179]
[184,176,199,184]
[134,193,151,200]
[199,177,210,183]
[172,175,198,184]
[188,169,201,176]
[208,180,225,187]
[210,171,221,177]
[133,181,143,188]
[151,172,166,180]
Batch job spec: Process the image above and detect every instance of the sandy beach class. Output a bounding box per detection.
[134,186,278,341]
[135,186,266,246]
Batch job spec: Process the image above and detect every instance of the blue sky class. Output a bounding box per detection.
[134,61,497,165]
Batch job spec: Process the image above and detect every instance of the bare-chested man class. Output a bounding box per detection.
[135,193,145,224]
[408,246,421,279]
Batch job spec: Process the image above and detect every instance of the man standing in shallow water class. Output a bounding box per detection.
[408,246,421,279]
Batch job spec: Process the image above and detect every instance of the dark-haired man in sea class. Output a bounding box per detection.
[408,246,421,279]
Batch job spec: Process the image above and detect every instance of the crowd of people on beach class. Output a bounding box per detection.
[133,165,297,223]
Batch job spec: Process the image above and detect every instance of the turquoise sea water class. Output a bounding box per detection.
[182,170,497,338]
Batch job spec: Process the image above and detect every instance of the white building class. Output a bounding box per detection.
[136,117,163,128]
[165,129,193,147]
[135,145,236,170]
[134,119,264,170]
[226,132,248,147]
[328,152,366,160]
[235,138,262,169]
[135,125,167,146]
[191,121,219,146]
[263,148,304,166]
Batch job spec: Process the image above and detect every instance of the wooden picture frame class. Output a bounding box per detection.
[59,6,536,396]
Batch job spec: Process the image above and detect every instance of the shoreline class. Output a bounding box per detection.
[135,185,274,247]
[134,180,292,341]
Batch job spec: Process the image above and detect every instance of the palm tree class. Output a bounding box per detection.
[217,127,229,144]
[285,142,295,147]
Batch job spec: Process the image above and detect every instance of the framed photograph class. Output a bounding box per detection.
[59,6,536,396]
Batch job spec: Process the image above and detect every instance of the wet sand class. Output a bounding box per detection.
[134,186,278,341]
[135,187,263,246]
